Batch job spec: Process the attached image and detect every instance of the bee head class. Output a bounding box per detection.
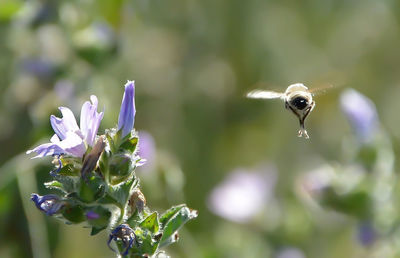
[291,96,309,110]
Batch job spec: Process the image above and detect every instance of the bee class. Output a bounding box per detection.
[247,83,329,139]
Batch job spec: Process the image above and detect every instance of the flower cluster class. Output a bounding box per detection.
[27,81,197,257]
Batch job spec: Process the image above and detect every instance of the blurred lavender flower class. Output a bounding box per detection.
[118,81,136,138]
[54,80,75,102]
[31,193,64,216]
[207,166,277,223]
[21,58,54,79]
[357,221,376,246]
[108,224,136,256]
[276,247,305,258]
[27,95,104,158]
[298,165,333,203]
[137,131,156,171]
[340,89,378,141]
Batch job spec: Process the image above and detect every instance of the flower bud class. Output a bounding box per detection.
[109,153,133,178]
[85,206,112,235]
[118,81,136,138]
[129,189,146,214]
[31,193,64,215]
[108,224,136,256]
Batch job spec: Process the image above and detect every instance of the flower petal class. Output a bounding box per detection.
[80,95,104,146]
[207,166,277,223]
[27,132,86,158]
[50,134,60,143]
[118,81,136,137]
[50,107,80,140]
[340,89,378,142]
[108,224,136,256]
[26,142,66,159]
[58,131,86,158]
[31,193,64,215]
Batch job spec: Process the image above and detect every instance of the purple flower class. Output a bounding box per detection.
[31,193,64,216]
[27,95,104,158]
[207,166,277,223]
[137,131,156,171]
[108,224,136,256]
[86,211,100,220]
[22,58,54,79]
[340,89,378,141]
[118,81,136,138]
[357,221,376,246]
[276,247,305,258]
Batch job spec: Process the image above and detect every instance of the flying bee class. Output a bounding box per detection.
[247,83,331,139]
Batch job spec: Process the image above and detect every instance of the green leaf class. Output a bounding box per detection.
[58,164,80,177]
[132,227,159,255]
[98,193,117,205]
[91,226,106,236]
[159,204,186,228]
[61,204,86,223]
[106,131,117,153]
[53,176,80,194]
[321,188,372,219]
[159,206,198,246]
[78,175,106,203]
[86,206,112,235]
[106,178,136,206]
[140,212,159,234]
[0,0,22,21]
[99,150,110,175]
[44,181,65,193]
[119,136,138,153]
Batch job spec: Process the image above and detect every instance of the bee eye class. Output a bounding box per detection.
[291,97,308,110]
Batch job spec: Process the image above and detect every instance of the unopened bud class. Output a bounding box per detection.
[129,189,146,214]
[109,153,133,177]
[81,136,105,178]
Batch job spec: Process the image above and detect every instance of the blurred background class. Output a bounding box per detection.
[1,0,400,257]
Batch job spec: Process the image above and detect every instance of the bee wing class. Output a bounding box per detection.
[246,90,284,99]
[309,84,335,96]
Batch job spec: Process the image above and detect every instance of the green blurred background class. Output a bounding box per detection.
[1,0,400,257]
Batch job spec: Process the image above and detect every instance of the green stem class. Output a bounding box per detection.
[16,158,51,258]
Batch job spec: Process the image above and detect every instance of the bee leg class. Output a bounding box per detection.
[298,121,309,139]
[287,105,306,138]
[298,103,314,139]
[310,101,315,111]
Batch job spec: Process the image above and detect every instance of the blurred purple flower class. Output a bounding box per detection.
[340,89,378,141]
[118,81,136,138]
[93,22,115,46]
[298,166,333,201]
[276,247,305,258]
[21,58,54,79]
[207,166,277,223]
[27,95,104,158]
[31,193,64,216]
[357,221,376,246]
[54,80,75,101]
[137,131,156,170]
